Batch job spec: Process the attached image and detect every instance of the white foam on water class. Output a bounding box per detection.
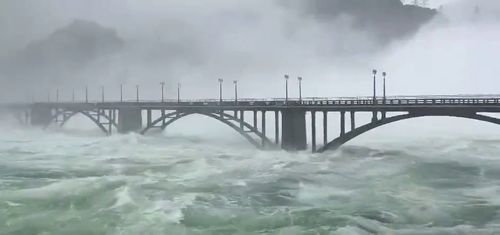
[4,201,22,207]
[1,127,500,234]
[141,193,198,224]
[109,186,136,209]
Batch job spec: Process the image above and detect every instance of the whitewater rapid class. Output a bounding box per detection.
[1,127,500,234]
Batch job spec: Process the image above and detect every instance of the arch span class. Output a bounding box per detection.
[141,111,274,149]
[318,112,500,153]
[47,110,117,134]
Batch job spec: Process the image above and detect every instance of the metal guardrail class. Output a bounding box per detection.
[4,95,500,108]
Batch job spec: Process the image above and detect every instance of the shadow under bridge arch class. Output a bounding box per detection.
[141,111,275,149]
[317,112,500,153]
[48,109,117,134]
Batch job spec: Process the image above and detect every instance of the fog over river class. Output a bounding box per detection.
[1,0,500,234]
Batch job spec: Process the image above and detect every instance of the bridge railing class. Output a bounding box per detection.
[15,95,500,108]
[301,97,500,106]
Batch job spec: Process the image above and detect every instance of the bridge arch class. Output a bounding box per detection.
[318,112,500,152]
[141,111,274,149]
[48,110,117,134]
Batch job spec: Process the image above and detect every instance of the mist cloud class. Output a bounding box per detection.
[0,0,486,102]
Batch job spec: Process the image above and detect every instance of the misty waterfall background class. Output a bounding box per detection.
[2,0,500,234]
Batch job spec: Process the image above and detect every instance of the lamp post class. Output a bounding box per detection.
[101,86,105,103]
[120,84,123,102]
[72,88,75,103]
[382,72,387,104]
[85,86,88,103]
[298,76,303,103]
[56,88,59,103]
[160,82,165,102]
[177,83,181,103]
[372,69,377,104]
[136,85,139,102]
[284,74,289,104]
[233,80,238,104]
[218,78,224,104]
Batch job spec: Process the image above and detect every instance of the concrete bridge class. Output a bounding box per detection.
[4,96,500,152]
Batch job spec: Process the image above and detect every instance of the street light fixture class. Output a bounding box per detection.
[101,86,105,103]
[298,76,303,103]
[160,82,165,102]
[284,74,289,104]
[233,80,238,104]
[177,83,181,103]
[120,84,123,102]
[372,69,377,104]
[136,85,139,102]
[218,78,224,104]
[382,72,387,104]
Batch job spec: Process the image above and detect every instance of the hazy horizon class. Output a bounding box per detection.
[1,0,496,103]
[2,1,500,234]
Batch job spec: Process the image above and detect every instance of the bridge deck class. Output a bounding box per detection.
[4,95,500,152]
[3,96,500,112]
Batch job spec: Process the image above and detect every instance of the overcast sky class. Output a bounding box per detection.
[0,0,498,103]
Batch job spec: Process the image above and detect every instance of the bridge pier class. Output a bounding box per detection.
[108,109,115,135]
[340,111,346,136]
[275,111,280,144]
[311,111,316,152]
[240,110,244,129]
[281,109,307,151]
[261,111,266,147]
[350,112,355,130]
[161,109,166,126]
[253,111,258,129]
[147,109,152,127]
[118,108,142,133]
[372,111,378,123]
[323,111,328,146]
[30,105,52,126]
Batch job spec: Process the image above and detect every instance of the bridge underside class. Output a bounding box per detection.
[316,110,500,153]
[21,102,500,153]
[141,110,275,149]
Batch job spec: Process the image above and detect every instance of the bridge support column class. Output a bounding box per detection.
[275,111,279,144]
[311,111,316,152]
[118,108,142,133]
[281,109,307,151]
[340,111,346,136]
[30,105,52,126]
[261,111,266,148]
[161,109,166,126]
[372,111,378,123]
[350,112,355,131]
[323,111,328,146]
[147,109,152,127]
[253,111,258,129]
[108,109,114,135]
[240,110,244,129]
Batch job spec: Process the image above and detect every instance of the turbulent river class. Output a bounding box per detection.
[1,126,500,235]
